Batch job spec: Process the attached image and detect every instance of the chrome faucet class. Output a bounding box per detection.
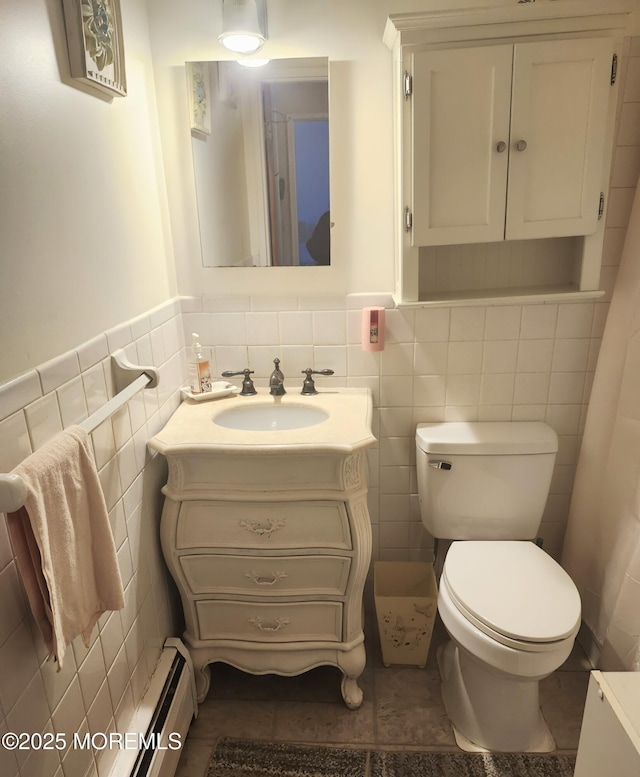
[269,358,286,396]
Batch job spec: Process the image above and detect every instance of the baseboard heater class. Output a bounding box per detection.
[108,638,197,777]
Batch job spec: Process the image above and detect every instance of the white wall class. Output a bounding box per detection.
[0,0,177,385]
[0,4,184,777]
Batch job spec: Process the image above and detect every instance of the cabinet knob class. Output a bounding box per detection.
[496,141,507,153]
[515,139,528,152]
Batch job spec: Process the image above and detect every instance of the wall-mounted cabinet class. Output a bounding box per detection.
[412,39,612,246]
[384,1,634,306]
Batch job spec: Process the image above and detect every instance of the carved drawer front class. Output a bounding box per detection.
[176,501,352,550]
[196,600,343,642]
[180,554,351,597]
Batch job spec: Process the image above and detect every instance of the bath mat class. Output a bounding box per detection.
[206,738,576,777]
[370,750,577,776]
[206,738,368,776]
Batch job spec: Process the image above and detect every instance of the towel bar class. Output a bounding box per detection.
[0,351,159,514]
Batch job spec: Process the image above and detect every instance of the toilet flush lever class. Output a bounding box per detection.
[429,460,452,471]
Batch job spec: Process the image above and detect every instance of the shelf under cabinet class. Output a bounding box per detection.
[407,235,609,307]
[394,285,605,309]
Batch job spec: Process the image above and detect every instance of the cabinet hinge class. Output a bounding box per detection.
[611,54,618,86]
[403,71,413,99]
[404,206,413,232]
[598,192,605,220]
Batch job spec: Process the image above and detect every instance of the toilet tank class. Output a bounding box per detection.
[416,422,558,540]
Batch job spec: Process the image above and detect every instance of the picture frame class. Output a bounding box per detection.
[62,0,127,97]
[186,62,212,136]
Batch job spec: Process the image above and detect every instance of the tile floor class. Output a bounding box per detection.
[174,609,592,777]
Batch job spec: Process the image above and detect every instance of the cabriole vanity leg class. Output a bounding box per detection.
[341,676,363,710]
[338,642,366,710]
[193,656,211,702]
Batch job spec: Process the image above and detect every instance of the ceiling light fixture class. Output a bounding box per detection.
[219,0,267,55]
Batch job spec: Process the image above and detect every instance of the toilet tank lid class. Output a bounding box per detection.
[416,422,558,455]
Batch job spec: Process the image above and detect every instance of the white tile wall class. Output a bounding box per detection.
[180,292,600,564]
[0,300,184,777]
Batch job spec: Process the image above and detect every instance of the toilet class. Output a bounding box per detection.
[415,421,581,753]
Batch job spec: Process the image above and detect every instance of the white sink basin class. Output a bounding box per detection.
[214,404,329,431]
[149,388,375,454]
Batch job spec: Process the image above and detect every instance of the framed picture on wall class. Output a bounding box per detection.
[62,0,127,97]
[186,62,212,136]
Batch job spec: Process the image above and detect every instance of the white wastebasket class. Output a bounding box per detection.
[374,561,438,668]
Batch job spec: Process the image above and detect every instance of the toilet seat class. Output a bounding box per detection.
[443,541,581,652]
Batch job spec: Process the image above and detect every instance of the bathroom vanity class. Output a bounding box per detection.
[148,389,376,708]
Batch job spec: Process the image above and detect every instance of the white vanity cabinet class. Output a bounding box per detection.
[148,390,376,709]
[384,1,632,305]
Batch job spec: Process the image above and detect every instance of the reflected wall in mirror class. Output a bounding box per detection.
[187,57,330,267]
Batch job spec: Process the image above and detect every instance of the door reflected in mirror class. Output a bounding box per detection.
[187,57,330,268]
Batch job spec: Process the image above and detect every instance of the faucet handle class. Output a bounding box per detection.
[301,368,334,395]
[221,368,257,396]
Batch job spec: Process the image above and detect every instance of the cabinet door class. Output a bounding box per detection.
[506,38,613,240]
[574,674,640,777]
[411,45,513,246]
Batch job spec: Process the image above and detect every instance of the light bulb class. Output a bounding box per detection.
[218,32,264,54]
[237,58,270,68]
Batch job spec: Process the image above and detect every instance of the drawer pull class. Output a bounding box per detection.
[245,570,288,585]
[248,616,291,632]
[238,518,285,537]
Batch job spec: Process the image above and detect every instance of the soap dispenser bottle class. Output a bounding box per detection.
[188,333,212,394]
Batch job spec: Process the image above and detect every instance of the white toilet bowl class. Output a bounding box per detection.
[436,540,581,753]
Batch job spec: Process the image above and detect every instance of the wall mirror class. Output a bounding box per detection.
[186,57,330,268]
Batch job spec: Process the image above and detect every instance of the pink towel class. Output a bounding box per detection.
[7,425,124,669]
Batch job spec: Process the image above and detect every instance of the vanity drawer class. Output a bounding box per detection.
[179,554,351,597]
[196,600,343,642]
[176,501,352,551]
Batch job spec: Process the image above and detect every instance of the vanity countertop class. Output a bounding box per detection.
[148,388,376,455]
